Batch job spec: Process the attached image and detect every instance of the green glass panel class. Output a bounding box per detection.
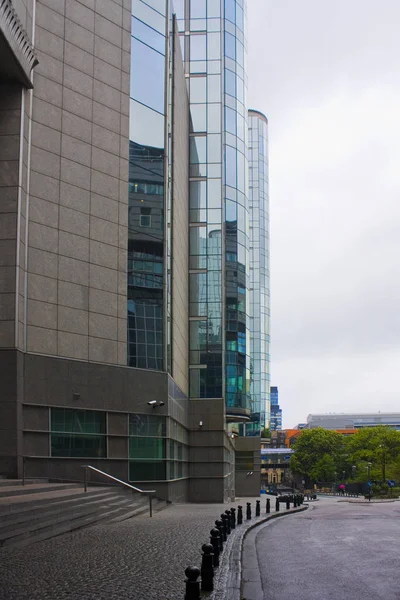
[51,408,105,434]
[129,437,166,459]
[177,462,183,478]
[169,439,175,459]
[177,443,183,460]
[51,434,106,458]
[129,414,166,437]
[129,461,166,481]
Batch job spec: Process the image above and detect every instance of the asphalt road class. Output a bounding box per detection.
[248,498,400,600]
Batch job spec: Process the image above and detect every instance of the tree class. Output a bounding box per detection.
[310,454,337,482]
[290,428,343,481]
[347,426,400,482]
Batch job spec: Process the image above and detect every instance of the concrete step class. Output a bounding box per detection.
[0,479,168,549]
[0,494,144,546]
[1,503,139,549]
[0,483,79,498]
[0,479,48,487]
[0,490,134,532]
[0,486,110,515]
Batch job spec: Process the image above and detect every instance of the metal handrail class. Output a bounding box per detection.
[82,465,156,517]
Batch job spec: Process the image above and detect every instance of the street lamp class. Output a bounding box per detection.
[351,465,356,478]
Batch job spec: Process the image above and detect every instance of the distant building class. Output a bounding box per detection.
[260,446,294,488]
[270,386,283,430]
[306,413,400,430]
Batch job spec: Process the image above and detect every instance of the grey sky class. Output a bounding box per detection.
[247,1,400,427]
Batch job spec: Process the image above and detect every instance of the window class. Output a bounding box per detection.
[129,414,166,436]
[50,408,106,458]
[140,207,152,227]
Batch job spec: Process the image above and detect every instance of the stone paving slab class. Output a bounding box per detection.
[0,495,271,600]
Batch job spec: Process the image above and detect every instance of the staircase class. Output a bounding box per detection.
[0,480,167,549]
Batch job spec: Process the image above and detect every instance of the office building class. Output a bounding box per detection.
[306,413,400,430]
[0,0,269,502]
[270,386,282,430]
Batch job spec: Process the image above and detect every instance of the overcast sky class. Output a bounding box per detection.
[247,1,400,427]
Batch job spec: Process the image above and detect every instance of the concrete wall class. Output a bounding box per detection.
[0,351,190,502]
[188,398,235,502]
[171,20,189,396]
[235,436,261,497]
[20,0,130,364]
[0,85,22,349]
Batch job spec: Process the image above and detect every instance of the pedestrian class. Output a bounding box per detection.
[339,484,345,496]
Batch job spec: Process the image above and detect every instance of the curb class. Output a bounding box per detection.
[210,505,308,600]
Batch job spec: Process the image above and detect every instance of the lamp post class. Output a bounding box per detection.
[367,462,372,502]
[351,465,356,479]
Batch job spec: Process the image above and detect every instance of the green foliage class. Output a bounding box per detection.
[310,454,337,482]
[261,428,270,438]
[291,425,400,484]
[347,426,400,481]
[290,428,343,479]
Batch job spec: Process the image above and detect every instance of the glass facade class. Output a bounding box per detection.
[128,0,173,371]
[246,110,270,435]
[128,413,189,481]
[51,408,106,458]
[176,0,251,419]
[128,0,269,439]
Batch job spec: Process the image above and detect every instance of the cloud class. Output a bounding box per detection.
[248,1,400,426]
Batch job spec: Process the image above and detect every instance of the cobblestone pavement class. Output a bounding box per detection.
[0,496,270,600]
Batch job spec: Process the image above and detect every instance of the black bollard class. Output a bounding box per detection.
[210,528,220,567]
[237,505,243,525]
[256,499,260,517]
[286,497,290,510]
[185,566,201,600]
[215,520,224,551]
[225,510,232,534]
[246,502,252,520]
[275,497,280,512]
[266,498,270,514]
[201,543,214,592]
[220,514,228,540]
[230,507,236,529]
[293,496,297,508]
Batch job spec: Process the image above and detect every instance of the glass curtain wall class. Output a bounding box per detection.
[177,0,250,415]
[128,0,173,371]
[223,0,250,419]
[246,110,270,435]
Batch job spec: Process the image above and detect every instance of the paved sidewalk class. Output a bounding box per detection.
[0,495,273,600]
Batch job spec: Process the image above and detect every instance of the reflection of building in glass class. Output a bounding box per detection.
[128,141,164,370]
[129,5,169,370]
[247,110,270,436]
[270,386,283,431]
[175,0,252,425]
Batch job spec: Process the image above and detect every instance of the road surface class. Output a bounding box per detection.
[244,497,400,600]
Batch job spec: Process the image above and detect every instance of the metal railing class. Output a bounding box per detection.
[82,465,156,517]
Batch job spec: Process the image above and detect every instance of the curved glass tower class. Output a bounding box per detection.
[175,0,251,422]
[247,110,270,434]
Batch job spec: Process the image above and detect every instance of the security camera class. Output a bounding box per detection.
[159,401,165,407]
[147,400,157,405]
